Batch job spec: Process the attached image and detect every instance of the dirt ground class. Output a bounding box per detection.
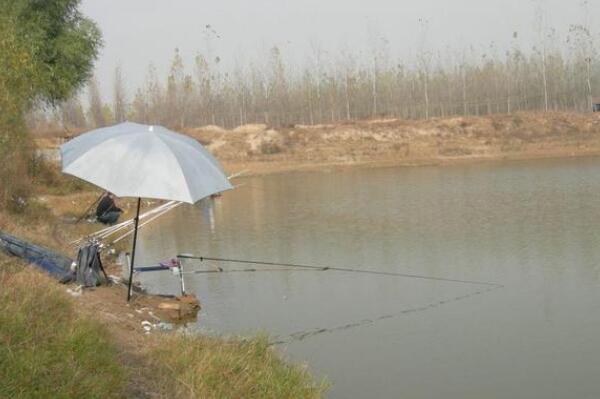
[0,192,199,357]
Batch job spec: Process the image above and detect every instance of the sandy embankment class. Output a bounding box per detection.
[36,112,600,176]
[181,112,600,175]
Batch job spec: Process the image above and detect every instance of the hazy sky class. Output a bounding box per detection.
[81,0,597,98]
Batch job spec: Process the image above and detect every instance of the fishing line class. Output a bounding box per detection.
[175,254,504,344]
[270,284,503,346]
[177,254,503,288]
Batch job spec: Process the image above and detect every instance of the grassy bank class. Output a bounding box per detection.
[0,256,126,398]
[0,253,326,398]
[0,159,326,398]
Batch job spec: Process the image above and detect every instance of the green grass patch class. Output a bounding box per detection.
[0,257,126,398]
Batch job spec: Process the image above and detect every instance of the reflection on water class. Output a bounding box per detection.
[138,158,600,399]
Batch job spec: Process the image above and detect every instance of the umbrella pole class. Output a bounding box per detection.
[127,198,142,301]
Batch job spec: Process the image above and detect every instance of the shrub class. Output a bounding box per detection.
[29,155,88,195]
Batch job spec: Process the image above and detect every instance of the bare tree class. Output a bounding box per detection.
[60,96,87,130]
[45,9,600,131]
[87,76,106,128]
[113,65,127,123]
[534,0,550,112]
[417,19,432,119]
[568,0,595,111]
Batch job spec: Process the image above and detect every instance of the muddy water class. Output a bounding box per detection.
[137,158,600,399]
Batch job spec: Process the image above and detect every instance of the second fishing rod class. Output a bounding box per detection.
[177,254,504,288]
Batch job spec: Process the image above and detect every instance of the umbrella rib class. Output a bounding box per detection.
[60,122,142,166]
[61,133,141,196]
[154,132,232,202]
[153,134,196,203]
[155,129,229,178]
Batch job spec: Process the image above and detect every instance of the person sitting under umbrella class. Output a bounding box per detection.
[61,121,233,300]
[96,192,123,225]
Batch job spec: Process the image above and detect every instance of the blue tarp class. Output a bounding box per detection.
[0,230,74,282]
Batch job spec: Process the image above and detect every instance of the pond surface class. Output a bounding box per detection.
[138,158,600,399]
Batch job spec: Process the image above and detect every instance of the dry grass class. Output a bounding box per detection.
[146,334,327,399]
[30,159,90,196]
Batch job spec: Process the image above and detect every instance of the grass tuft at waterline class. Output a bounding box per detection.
[147,334,327,399]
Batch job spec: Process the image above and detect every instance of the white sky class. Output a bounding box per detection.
[81,0,597,98]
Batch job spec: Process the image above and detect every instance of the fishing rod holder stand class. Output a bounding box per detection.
[174,256,187,296]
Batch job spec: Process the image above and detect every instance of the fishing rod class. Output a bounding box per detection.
[180,267,322,275]
[110,202,183,245]
[71,201,181,246]
[177,255,503,288]
[176,254,504,345]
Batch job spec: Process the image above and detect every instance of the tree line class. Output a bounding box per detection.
[52,7,598,131]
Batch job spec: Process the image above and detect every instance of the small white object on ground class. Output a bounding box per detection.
[66,288,81,297]
[142,320,156,332]
[66,285,83,297]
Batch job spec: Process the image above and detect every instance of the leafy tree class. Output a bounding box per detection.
[3,0,102,105]
[0,0,101,209]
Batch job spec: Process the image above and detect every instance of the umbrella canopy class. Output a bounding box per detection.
[60,122,233,301]
[61,121,232,204]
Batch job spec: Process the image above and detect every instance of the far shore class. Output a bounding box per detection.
[222,149,600,177]
[36,111,600,177]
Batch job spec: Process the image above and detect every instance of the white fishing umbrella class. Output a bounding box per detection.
[60,121,233,300]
